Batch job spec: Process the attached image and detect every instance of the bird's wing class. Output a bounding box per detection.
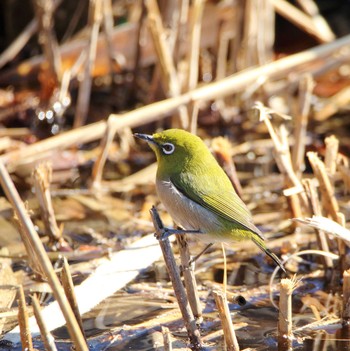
[170,172,264,239]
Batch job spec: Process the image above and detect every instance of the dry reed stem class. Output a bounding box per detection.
[254,102,308,211]
[90,117,116,188]
[302,179,333,269]
[0,161,88,351]
[292,73,314,174]
[32,294,58,351]
[161,326,172,351]
[295,0,335,41]
[213,290,240,351]
[149,206,202,350]
[13,204,46,280]
[337,155,350,194]
[2,34,350,172]
[145,0,189,129]
[185,0,204,133]
[324,135,339,177]
[74,0,103,128]
[176,235,203,321]
[343,270,350,320]
[18,285,34,351]
[60,257,86,339]
[278,277,298,350]
[271,0,333,43]
[101,0,116,76]
[33,163,62,242]
[185,0,204,92]
[307,152,339,221]
[32,0,62,83]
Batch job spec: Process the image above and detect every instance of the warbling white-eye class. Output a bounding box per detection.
[135,129,285,272]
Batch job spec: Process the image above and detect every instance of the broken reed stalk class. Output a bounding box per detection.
[145,0,189,129]
[18,285,34,351]
[2,34,350,172]
[32,0,62,83]
[149,206,202,351]
[33,163,62,243]
[185,0,204,92]
[324,135,339,179]
[161,326,172,351]
[32,294,58,351]
[292,73,314,174]
[60,257,86,339]
[0,161,88,351]
[254,102,308,213]
[176,235,202,321]
[74,0,103,128]
[307,152,339,221]
[213,290,240,351]
[343,270,350,321]
[302,179,333,269]
[101,0,115,77]
[278,278,295,350]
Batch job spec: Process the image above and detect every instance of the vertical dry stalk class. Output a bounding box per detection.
[255,102,308,209]
[18,285,34,351]
[185,0,204,92]
[185,0,204,133]
[257,0,275,65]
[213,290,240,351]
[0,161,88,351]
[176,235,202,321]
[162,326,173,351]
[32,0,62,83]
[60,257,86,339]
[102,0,115,77]
[307,152,339,221]
[33,163,62,243]
[292,73,314,174]
[278,277,297,350]
[302,179,333,269]
[150,206,202,350]
[32,294,58,351]
[324,135,339,178]
[343,270,350,320]
[337,155,350,194]
[13,206,46,280]
[91,117,117,188]
[74,0,104,128]
[145,0,189,129]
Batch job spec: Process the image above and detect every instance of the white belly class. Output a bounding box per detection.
[156,179,222,241]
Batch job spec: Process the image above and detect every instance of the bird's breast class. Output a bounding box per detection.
[156,178,223,240]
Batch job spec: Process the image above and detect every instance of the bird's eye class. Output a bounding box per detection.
[162,143,175,155]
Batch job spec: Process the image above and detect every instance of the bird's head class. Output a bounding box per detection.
[134,129,208,176]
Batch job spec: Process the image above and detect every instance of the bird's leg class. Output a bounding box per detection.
[189,243,214,265]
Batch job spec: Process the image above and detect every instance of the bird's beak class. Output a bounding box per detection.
[134,133,157,146]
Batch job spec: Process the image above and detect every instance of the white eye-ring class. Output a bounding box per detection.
[162,143,175,155]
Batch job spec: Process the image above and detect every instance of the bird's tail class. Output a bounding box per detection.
[252,235,286,273]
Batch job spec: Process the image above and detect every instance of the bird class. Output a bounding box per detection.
[134,128,285,272]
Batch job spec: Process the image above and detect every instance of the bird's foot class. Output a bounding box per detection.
[158,228,201,241]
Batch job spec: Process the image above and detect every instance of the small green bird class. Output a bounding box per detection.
[135,129,285,272]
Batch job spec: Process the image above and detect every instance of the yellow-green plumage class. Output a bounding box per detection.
[134,129,284,272]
